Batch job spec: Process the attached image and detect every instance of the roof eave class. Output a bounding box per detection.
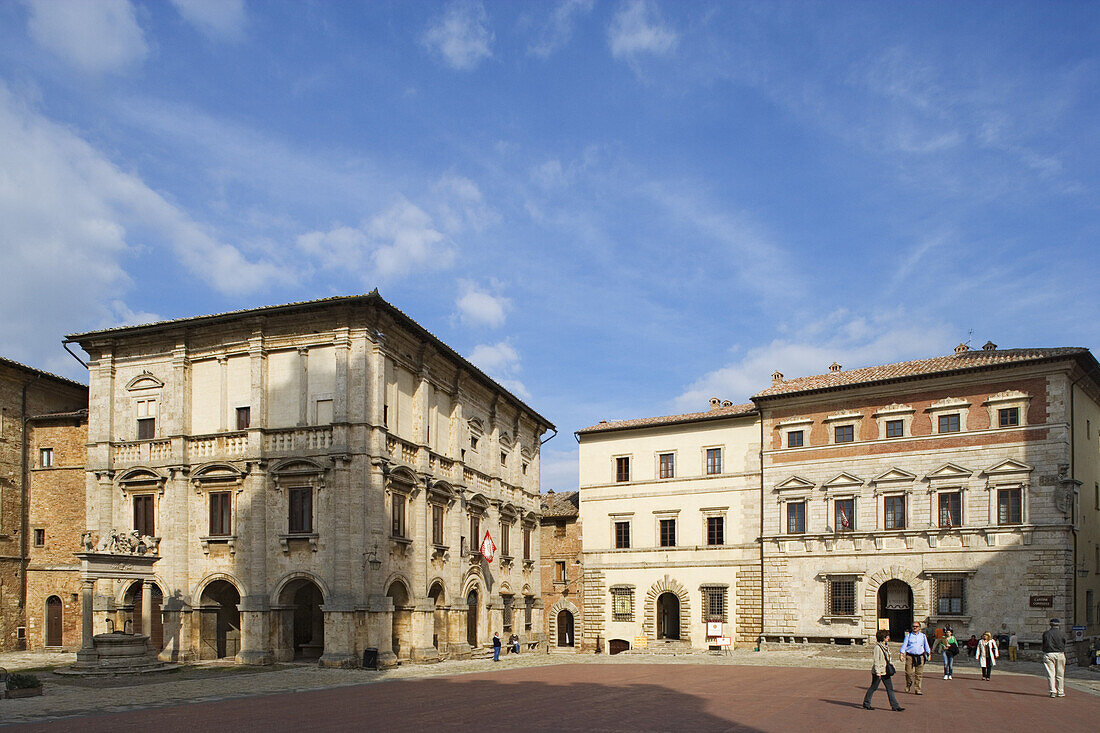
[576,409,759,437]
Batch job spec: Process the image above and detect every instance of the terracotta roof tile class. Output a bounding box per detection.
[752,347,1090,399]
[0,356,88,390]
[540,490,579,518]
[577,402,757,435]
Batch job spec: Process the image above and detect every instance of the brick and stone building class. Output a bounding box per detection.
[576,401,761,653]
[0,358,87,651]
[539,490,583,650]
[66,292,553,667]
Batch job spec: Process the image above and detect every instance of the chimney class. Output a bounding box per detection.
[771,371,783,385]
[955,343,969,355]
[983,341,997,351]
[721,400,733,408]
[709,397,721,411]
[829,362,842,373]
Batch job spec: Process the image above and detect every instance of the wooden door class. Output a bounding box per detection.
[46,596,63,647]
[466,590,478,647]
[557,610,574,647]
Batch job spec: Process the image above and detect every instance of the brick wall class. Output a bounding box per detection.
[540,513,584,648]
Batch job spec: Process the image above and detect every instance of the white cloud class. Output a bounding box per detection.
[169,0,247,41]
[433,174,498,232]
[422,0,494,71]
[528,0,594,58]
[456,281,509,328]
[24,0,148,74]
[539,445,579,491]
[608,0,678,60]
[468,341,530,399]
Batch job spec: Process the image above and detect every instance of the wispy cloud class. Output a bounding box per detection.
[528,0,594,58]
[422,0,494,71]
[468,341,530,400]
[608,0,678,60]
[169,0,247,41]
[456,281,510,328]
[24,0,148,74]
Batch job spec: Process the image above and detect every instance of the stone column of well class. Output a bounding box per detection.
[76,579,97,664]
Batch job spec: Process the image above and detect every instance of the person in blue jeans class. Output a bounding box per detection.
[935,627,958,679]
[492,632,502,661]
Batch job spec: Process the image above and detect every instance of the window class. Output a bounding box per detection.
[705,448,722,475]
[934,576,967,615]
[615,456,630,482]
[133,494,155,536]
[787,430,804,448]
[835,498,855,531]
[938,492,961,528]
[501,522,510,556]
[524,596,534,630]
[33,528,45,547]
[884,495,906,530]
[500,451,508,466]
[39,448,53,467]
[470,435,479,450]
[706,516,724,546]
[523,526,531,560]
[391,493,406,538]
[432,504,445,545]
[555,561,566,583]
[834,425,854,443]
[289,488,313,533]
[614,520,631,549]
[236,406,251,430]
[885,420,904,438]
[383,405,389,427]
[522,462,528,475]
[1087,591,1095,625]
[469,514,481,550]
[703,587,727,622]
[659,518,676,547]
[209,492,231,536]
[136,398,156,439]
[611,587,634,621]
[502,594,514,632]
[659,453,675,479]
[998,407,1019,427]
[938,413,961,433]
[828,578,857,616]
[786,501,806,534]
[997,488,1022,525]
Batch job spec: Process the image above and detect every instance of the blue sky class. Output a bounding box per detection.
[0,1,1097,490]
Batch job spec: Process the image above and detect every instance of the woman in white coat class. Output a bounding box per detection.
[976,631,999,680]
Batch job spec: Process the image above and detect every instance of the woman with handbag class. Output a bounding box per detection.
[934,626,959,680]
[863,629,905,711]
[976,631,999,680]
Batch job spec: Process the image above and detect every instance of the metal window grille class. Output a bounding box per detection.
[702,587,727,622]
[611,588,634,621]
[827,578,857,616]
[934,576,966,615]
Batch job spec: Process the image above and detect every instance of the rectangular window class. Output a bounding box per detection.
[786,501,806,534]
[469,514,480,550]
[502,594,513,632]
[39,448,53,467]
[706,448,722,475]
[470,435,479,450]
[33,528,45,547]
[998,488,1022,525]
[884,495,906,529]
[829,579,856,616]
[555,560,566,583]
[432,504,444,545]
[500,451,508,466]
[501,522,510,556]
[391,493,406,538]
[289,487,313,533]
[524,596,534,630]
[614,520,631,549]
[835,498,855,531]
[236,406,251,430]
[523,525,531,560]
[998,407,1019,427]
[834,425,854,443]
[706,516,724,546]
[935,576,966,615]
[611,588,634,621]
[1086,591,1095,625]
[522,462,528,475]
[615,456,630,482]
[787,430,804,448]
[703,587,727,622]
[209,491,231,536]
[885,420,904,438]
[136,398,156,439]
[938,491,961,528]
[938,413,961,433]
[659,453,675,479]
[133,494,155,536]
[659,518,676,547]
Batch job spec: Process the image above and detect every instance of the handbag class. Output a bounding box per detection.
[948,641,960,657]
[884,661,896,677]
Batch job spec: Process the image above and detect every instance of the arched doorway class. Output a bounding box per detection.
[466,588,479,647]
[199,580,241,659]
[45,596,63,647]
[878,579,914,642]
[656,592,680,640]
[386,581,412,660]
[126,581,163,650]
[280,578,324,659]
[556,609,575,647]
[428,582,447,653]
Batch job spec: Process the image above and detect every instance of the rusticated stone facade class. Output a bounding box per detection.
[68,292,553,667]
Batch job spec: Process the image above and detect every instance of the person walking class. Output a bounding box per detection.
[976,632,998,680]
[900,621,931,694]
[1008,630,1019,662]
[863,629,905,712]
[1042,618,1067,698]
[934,626,959,679]
[492,632,502,662]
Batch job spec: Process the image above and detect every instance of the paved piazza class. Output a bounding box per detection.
[2,651,1098,731]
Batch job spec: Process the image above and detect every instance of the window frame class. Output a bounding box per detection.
[39,447,53,468]
[702,586,728,623]
[235,406,251,430]
[997,488,1023,525]
[658,517,677,547]
[705,447,722,475]
[135,397,157,440]
[833,424,855,444]
[614,519,631,549]
[937,413,961,434]
[834,497,855,532]
[33,528,45,547]
[288,487,314,534]
[658,452,675,479]
[938,491,962,528]
[133,493,155,537]
[786,501,806,534]
[883,494,906,530]
[209,491,232,537]
[555,560,567,584]
[431,503,445,546]
[611,586,634,622]
[932,574,968,617]
[787,430,805,448]
[615,456,631,483]
[885,419,904,438]
[827,577,858,617]
[706,515,725,546]
[391,492,407,538]
[998,407,1020,427]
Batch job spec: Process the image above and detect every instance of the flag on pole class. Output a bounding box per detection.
[480,530,497,563]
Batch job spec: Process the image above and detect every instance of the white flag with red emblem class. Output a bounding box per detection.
[479,530,497,563]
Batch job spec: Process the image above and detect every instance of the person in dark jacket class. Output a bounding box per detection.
[1042,618,1067,697]
[492,632,502,662]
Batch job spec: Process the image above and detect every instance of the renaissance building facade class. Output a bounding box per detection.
[67,292,553,667]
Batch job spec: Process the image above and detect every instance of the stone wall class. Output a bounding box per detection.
[540,510,583,649]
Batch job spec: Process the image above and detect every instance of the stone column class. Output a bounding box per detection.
[447,605,471,658]
[141,580,154,641]
[319,606,357,668]
[409,600,438,662]
[76,579,97,664]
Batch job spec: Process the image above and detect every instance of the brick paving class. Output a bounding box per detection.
[2,649,1098,730]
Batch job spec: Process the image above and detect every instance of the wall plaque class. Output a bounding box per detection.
[1029,595,1053,608]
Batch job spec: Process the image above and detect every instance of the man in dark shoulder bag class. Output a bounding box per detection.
[899,621,931,694]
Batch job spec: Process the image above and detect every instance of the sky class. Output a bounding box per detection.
[0,0,1097,491]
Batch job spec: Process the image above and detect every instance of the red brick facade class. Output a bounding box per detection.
[539,491,585,650]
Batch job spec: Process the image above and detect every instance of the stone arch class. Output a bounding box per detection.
[427,577,447,602]
[271,570,330,605]
[643,575,692,644]
[194,571,246,601]
[548,598,581,649]
[386,576,414,660]
[863,566,928,638]
[273,572,326,661]
[197,576,242,660]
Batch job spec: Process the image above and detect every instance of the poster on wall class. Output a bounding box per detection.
[707,621,723,637]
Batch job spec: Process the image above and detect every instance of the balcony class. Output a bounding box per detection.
[109,426,337,468]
